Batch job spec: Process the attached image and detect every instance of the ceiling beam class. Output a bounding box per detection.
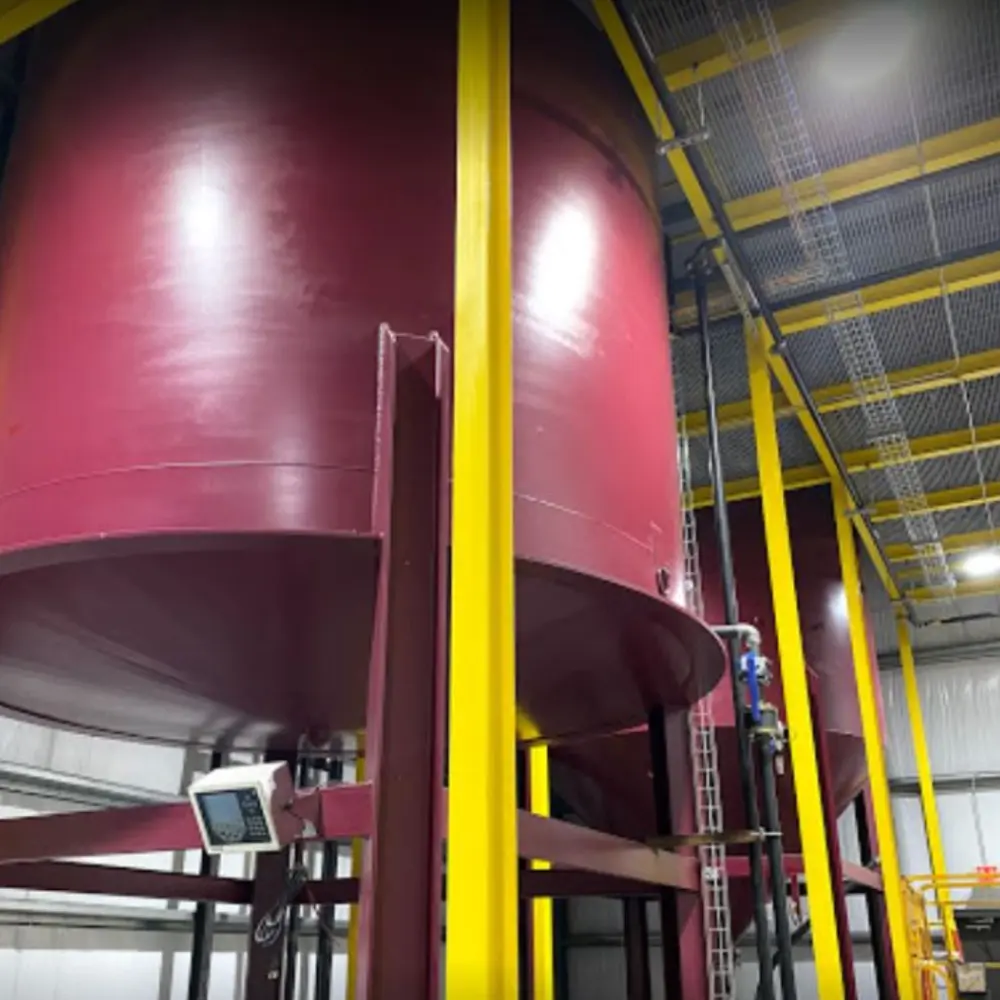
[725,118,1000,231]
[906,578,1000,602]
[690,421,1000,508]
[657,0,831,92]
[887,528,999,564]
[0,0,78,44]
[870,481,1000,523]
[671,247,1000,332]
[774,248,1000,334]
[684,347,1000,439]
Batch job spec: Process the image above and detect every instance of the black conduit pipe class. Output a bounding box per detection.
[283,758,310,1000]
[759,737,800,1000]
[313,757,342,1000]
[694,259,777,1000]
[188,750,224,1000]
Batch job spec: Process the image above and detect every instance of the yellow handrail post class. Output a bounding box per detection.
[896,615,957,958]
[529,745,555,1000]
[746,318,847,1000]
[445,0,519,996]
[832,481,918,999]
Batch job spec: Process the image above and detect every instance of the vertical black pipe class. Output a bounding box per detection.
[649,706,683,998]
[554,899,571,1000]
[623,897,653,1000]
[313,758,340,1000]
[695,261,776,1000]
[188,750,223,1000]
[759,740,799,1000]
[855,794,892,1000]
[283,758,309,1000]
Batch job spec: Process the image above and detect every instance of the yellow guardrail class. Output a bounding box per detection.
[904,871,1000,999]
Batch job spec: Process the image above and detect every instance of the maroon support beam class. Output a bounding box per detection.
[0,861,252,902]
[810,677,859,1000]
[725,854,880,891]
[521,870,652,898]
[0,783,372,866]
[518,812,699,892]
[353,330,449,1000]
[648,706,708,1000]
[856,789,898,1000]
[842,861,883,893]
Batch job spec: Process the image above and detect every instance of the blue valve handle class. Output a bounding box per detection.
[740,649,763,727]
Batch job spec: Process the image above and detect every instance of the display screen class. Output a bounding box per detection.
[195,788,272,847]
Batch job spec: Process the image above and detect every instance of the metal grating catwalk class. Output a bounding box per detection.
[639,0,1000,630]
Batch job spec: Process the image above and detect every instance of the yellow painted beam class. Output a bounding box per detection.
[896,616,958,958]
[906,578,1000,601]
[445,0,518,995]
[0,0,78,44]
[528,745,554,1000]
[887,527,1000,563]
[726,118,1000,230]
[691,421,1000,512]
[748,323,846,1000]
[593,0,902,607]
[832,481,916,1000]
[657,0,830,92]
[871,480,1000,522]
[672,248,1000,333]
[908,578,1000,602]
[685,347,1000,439]
[777,250,1000,335]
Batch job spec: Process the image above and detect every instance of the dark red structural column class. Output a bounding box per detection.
[352,329,450,1000]
[809,676,858,1000]
[649,707,708,1000]
[856,788,899,1000]
[246,751,298,998]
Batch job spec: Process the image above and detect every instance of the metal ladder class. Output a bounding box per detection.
[675,350,737,1000]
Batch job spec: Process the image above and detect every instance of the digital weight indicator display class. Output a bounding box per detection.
[195,788,273,847]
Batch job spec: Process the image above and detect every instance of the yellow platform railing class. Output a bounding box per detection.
[903,871,1000,1000]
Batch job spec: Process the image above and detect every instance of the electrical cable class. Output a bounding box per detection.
[253,864,309,948]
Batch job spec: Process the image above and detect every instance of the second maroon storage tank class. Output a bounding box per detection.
[556,487,870,930]
[0,0,723,748]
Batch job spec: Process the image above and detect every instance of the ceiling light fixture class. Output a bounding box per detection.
[817,2,919,94]
[961,548,1000,580]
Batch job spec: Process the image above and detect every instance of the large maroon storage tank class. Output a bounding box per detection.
[0,0,723,747]
[556,487,869,927]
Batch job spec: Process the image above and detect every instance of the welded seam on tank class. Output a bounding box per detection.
[514,88,660,218]
[0,459,374,506]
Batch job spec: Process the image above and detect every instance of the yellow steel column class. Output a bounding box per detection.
[832,481,917,999]
[896,614,956,955]
[529,745,555,1000]
[445,0,519,996]
[746,320,846,1000]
